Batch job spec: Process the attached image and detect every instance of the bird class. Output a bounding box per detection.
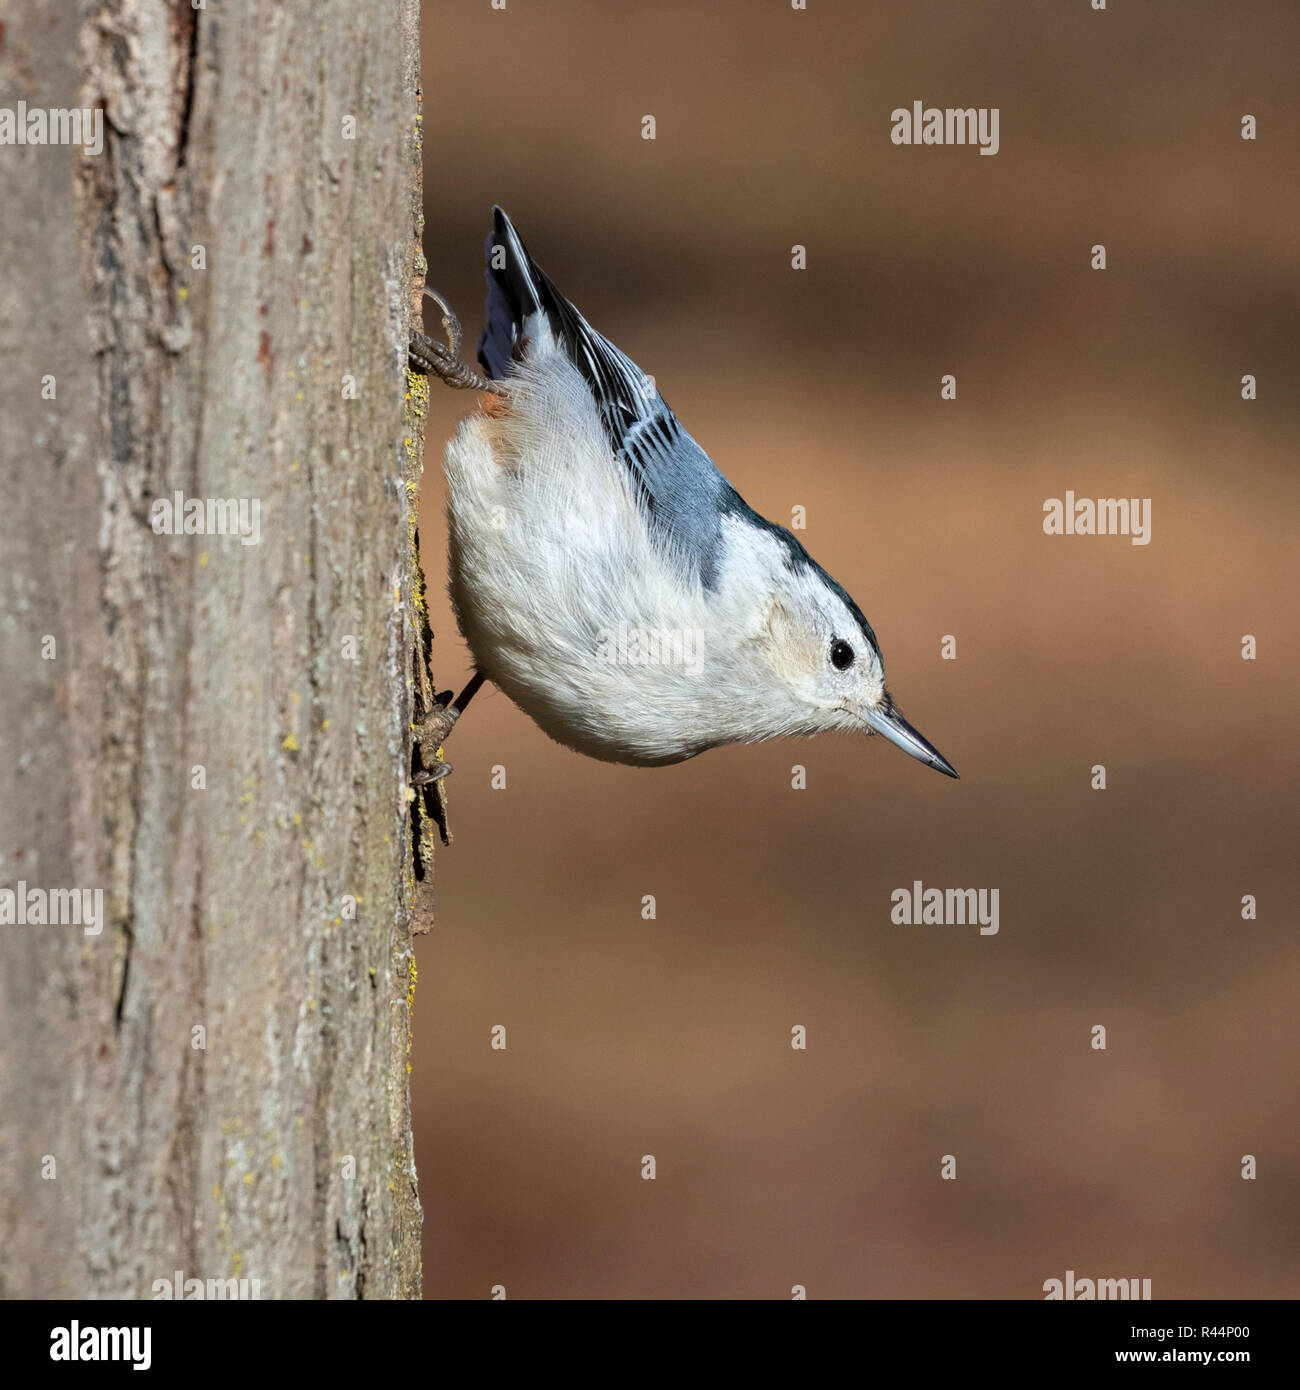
[409,207,958,781]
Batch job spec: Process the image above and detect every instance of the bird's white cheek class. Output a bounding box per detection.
[762,642,826,715]
[762,597,818,683]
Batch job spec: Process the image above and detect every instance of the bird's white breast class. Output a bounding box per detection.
[444,344,798,764]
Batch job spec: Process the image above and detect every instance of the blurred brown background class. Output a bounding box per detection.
[414,0,1298,1298]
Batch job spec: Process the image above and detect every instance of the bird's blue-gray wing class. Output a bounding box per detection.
[478,206,735,588]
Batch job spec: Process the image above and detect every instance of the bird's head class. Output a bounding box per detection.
[743,521,959,779]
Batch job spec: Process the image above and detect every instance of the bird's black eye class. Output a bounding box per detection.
[830,638,854,671]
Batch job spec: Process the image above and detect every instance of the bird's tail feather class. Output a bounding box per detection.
[478,206,556,379]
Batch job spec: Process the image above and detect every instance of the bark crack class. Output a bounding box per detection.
[173,2,199,170]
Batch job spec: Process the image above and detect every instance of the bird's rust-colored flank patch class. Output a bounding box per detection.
[479,390,510,418]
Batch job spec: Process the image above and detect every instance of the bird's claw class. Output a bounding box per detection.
[412,674,484,786]
[409,287,508,395]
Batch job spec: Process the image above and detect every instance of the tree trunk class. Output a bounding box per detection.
[0,0,428,1298]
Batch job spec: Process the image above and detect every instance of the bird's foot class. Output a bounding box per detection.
[411,673,487,786]
[412,690,459,786]
[409,287,508,395]
[411,758,452,787]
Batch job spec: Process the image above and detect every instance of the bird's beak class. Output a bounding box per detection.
[862,703,959,779]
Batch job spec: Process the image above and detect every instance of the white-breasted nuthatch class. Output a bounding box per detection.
[411,207,957,780]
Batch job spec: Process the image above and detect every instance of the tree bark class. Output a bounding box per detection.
[0,0,427,1298]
